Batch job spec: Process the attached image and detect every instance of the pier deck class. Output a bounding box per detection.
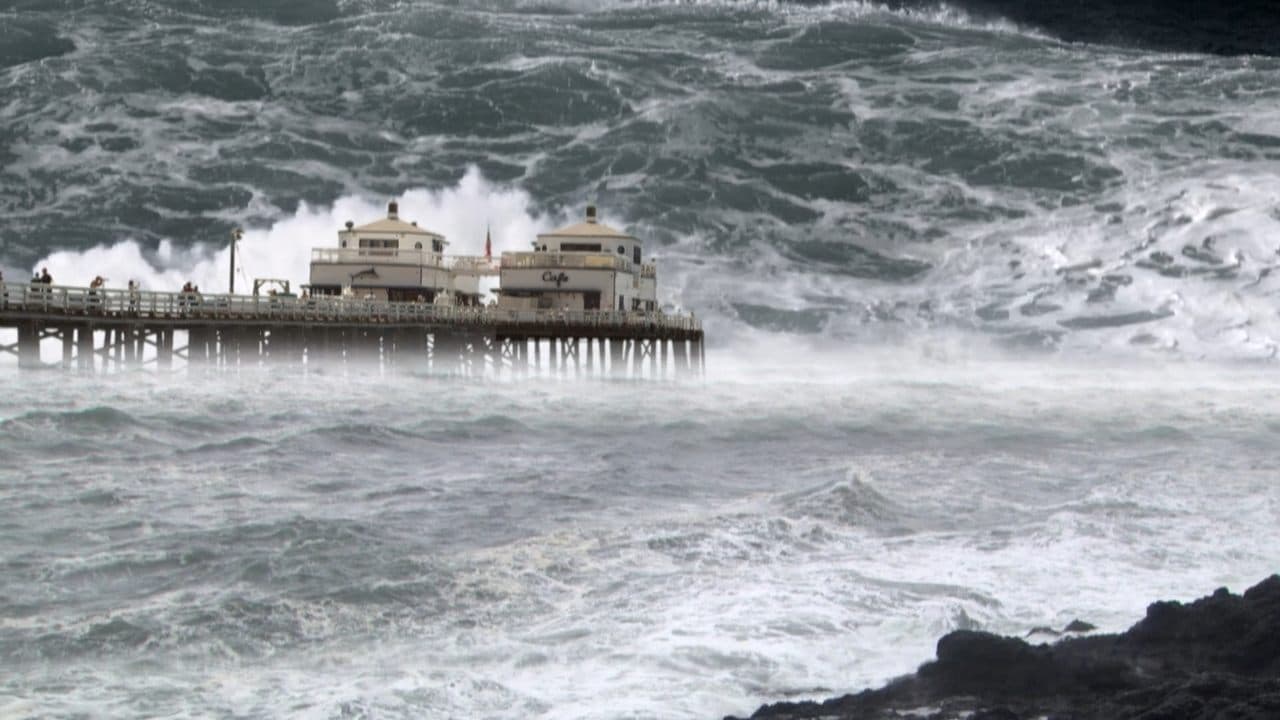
[0,282,704,377]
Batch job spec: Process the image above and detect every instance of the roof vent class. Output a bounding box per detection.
[388,201,399,220]
[585,204,597,223]
[411,221,418,227]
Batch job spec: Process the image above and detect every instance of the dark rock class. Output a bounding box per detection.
[730,576,1280,720]
[1062,619,1096,634]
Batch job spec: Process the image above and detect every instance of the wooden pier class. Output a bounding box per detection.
[0,282,704,378]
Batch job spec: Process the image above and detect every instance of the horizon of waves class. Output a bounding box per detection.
[16,152,1280,362]
[2,1,1278,368]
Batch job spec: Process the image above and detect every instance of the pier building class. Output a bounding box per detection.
[496,205,656,313]
[0,205,704,378]
[308,201,494,305]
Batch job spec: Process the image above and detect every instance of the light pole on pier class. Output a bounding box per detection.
[229,228,243,294]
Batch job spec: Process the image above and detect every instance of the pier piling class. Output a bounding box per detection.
[0,281,704,379]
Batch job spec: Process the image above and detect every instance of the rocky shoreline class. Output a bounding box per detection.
[730,576,1280,720]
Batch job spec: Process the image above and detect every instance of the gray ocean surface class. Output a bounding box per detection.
[3,362,1279,719]
[3,0,1280,718]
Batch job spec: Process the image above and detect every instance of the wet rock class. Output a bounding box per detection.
[731,576,1280,720]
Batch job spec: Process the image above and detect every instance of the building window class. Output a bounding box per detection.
[634,246,641,264]
[561,243,602,252]
[617,245,625,255]
[414,241,423,250]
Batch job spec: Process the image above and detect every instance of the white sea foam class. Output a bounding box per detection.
[30,167,553,294]
[3,360,1280,719]
[609,0,1040,38]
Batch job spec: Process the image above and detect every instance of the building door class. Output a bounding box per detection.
[583,291,600,310]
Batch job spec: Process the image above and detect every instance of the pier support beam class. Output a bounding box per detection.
[123,327,137,366]
[17,323,40,369]
[187,328,209,366]
[112,328,124,368]
[409,328,428,371]
[609,338,624,378]
[2,308,703,380]
[77,327,94,372]
[433,332,457,375]
[566,337,579,378]
[632,339,643,378]
[158,329,174,370]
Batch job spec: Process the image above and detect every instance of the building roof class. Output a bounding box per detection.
[347,201,443,236]
[537,208,632,239]
[351,217,441,236]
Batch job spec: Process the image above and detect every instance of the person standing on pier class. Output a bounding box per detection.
[40,267,52,284]
[88,275,106,313]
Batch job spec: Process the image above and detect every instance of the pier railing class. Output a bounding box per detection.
[0,282,700,333]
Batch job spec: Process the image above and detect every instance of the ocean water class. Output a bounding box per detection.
[2,1,1280,718]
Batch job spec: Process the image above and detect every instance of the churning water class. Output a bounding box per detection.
[2,1,1280,718]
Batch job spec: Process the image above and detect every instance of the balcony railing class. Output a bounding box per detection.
[312,249,644,277]
[312,247,443,266]
[500,252,633,273]
[311,248,499,274]
[0,282,701,333]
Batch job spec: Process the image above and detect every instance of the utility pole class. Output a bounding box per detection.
[229,228,243,294]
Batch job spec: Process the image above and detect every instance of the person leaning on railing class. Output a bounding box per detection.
[88,275,106,314]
